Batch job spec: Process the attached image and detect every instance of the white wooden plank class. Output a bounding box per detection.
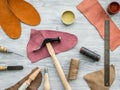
[0,0,120,90]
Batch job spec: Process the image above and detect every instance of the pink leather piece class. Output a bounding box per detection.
[77,0,120,51]
[27,29,78,63]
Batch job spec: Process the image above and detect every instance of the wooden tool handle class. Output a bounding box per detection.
[26,68,41,85]
[44,73,50,90]
[46,43,71,90]
[0,66,7,70]
[29,68,40,80]
[18,82,29,90]
[0,46,7,52]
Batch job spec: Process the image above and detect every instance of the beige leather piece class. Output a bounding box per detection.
[84,65,115,90]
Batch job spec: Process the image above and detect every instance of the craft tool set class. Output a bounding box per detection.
[1,0,118,89]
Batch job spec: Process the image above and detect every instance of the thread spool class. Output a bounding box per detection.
[68,58,80,80]
[80,47,100,61]
[0,46,7,52]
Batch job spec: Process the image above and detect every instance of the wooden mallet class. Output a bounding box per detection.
[33,37,72,90]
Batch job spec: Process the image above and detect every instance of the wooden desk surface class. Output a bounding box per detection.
[0,0,120,90]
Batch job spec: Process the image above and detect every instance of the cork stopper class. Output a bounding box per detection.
[68,58,80,80]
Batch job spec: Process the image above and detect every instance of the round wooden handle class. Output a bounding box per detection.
[46,43,72,90]
[0,46,7,52]
[44,73,50,90]
[29,68,41,80]
[0,66,6,70]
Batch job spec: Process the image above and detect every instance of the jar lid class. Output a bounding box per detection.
[61,11,75,25]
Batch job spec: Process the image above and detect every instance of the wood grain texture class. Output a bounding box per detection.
[0,0,120,90]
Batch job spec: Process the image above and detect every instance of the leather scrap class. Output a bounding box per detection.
[0,0,40,39]
[77,0,120,51]
[0,0,21,39]
[5,67,42,90]
[84,64,115,90]
[7,0,41,26]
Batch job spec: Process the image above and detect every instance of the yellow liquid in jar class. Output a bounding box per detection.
[62,11,75,25]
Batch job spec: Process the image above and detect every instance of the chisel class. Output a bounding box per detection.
[104,20,110,86]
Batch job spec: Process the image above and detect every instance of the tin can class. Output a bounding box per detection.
[61,10,75,25]
[107,2,120,15]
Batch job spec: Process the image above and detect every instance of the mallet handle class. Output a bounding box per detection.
[46,43,71,90]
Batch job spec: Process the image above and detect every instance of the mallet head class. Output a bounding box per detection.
[33,37,61,52]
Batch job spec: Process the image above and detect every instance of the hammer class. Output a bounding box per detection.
[33,37,71,90]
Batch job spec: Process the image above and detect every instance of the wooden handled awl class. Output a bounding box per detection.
[18,68,41,90]
[0,65,23,71]
[0,46,23,57]
[33,37,72,90]
[44,68,50,90]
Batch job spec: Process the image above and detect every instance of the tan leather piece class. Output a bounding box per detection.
[7,0,41,26]
[5,67,42,90]
[77,0,120,51]
[84,65,115,90]
[0,0,21,39]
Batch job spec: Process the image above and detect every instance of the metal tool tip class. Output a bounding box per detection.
[58,37,62,42]
[32,47,41,52]
[44,67,48,73]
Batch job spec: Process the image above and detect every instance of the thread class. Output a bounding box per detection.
[80,47,100,61]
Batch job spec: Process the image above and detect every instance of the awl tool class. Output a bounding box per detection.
[104,20,110,86]
[0,65,23,71]
[44,67,50,90]
[0,46,23,57]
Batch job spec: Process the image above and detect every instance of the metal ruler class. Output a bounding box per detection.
[104,20,110,86]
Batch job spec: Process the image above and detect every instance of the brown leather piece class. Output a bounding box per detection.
[0,0,21,39]
[84,65,115,90]
[77,0,120,51]
[7,0,41,26]
[5,67,42,90]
